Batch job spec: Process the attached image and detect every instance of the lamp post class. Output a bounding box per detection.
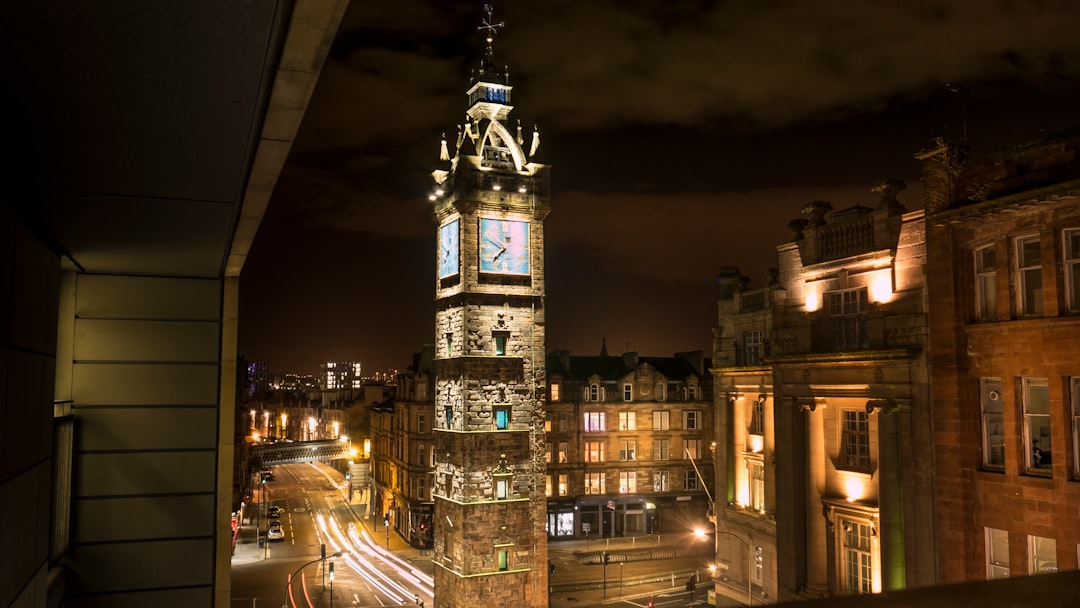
[282,550,343,608]
[700,528,752,606]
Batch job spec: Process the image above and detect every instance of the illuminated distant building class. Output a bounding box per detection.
[321,361,363,390]
[712,181,936,603]
[245,359,271,396]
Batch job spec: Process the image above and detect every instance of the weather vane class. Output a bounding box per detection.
[478,3,504,59]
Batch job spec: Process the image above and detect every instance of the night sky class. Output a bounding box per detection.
[238,1,1080,376]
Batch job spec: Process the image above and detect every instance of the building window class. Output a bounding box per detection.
[586,472,605,494]
[653,410,670,430]
[545,442,552,463]
[974,245,997,321]
[558,441,568,463]
[842,519,873,594]
[682,469,698,490]
[828,287,869,350]
[750,396,765,435]
[493,332,509,356]
[584,412,606,432]
[654,470,669,492]
[416,443,426,466]
[623,383,632,401]
[986,527,1009,579]
[656,382,666,401]
[687,384,698,400]
[683,410,701,430]
[495,478,510,500]
[445,332,453,357]
[746,456,765,512]
[619,440,636,461]
[585,441,605,463]
[619,471,637,493]
[619,411,636,431]
[1023,377,1051,475]
[418,414,426,433]
[981,378,1005,470]
[1029,535,1057,574]
[558,474,568,496]
[588,383,600,401]
[545,475,552,497]
[1015,234,1044,316]
[494,406,510,430]
[497,550,509,571]
[544,413,552,432]
[684,438,702,460]
[558,412,569,432]
[841,410,871,472]
[550,383,560,401]
[744,330,764,365]
[1072,378,1080,478]
[654,439,670,461]
[1066,229,1080,312]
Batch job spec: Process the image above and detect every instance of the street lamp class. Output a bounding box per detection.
[701,528,753,607]
[282,550,344,608]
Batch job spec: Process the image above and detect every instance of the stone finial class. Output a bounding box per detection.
[787,218,809,240]
[872,178,907,211]
[801,200,832,227]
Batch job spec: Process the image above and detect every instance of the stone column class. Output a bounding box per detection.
[733,396,747,506]
[804,402,829,596]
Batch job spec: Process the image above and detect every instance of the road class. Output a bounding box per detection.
[231,462,433,608]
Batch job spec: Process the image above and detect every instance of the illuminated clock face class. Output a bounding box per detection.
[438,219,460,278]
[479,218,530,275]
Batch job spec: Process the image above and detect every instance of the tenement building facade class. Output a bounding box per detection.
[712,182,937,604]
[545,347,715,540]
[428,10,550,606]
[922,128,1080,582]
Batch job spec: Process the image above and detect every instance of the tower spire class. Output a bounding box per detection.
[479,4,504,64]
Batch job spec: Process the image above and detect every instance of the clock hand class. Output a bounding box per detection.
[493,246,506,261]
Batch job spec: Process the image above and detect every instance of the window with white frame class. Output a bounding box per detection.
[619,440,636,461]
[653,410,670,430]
[974,245,997,321]
[1072,377,1080,478]
[828,287,870,350]
[1066,229,1080,312]
[588,383,600,401]
[654,470,669,492]
[495,478,510,500]
[1023,377,1051,474]
[584,411,606,432]
[558,441,568,464]
[981,378,1005,470]
[619,471,636,493]
[654,439,670,461]
[1029,535,1057,574]
[585,472,605,494]
[684,438,702,460]
[744,330,764,365]
[986,527,1009,579]
[558,474,568,496]
[550,383,560,402]
[682,469,698,490]
[746,455,765,512]
[623,383,632,401]
[683,410,701,430]
[687,384,698,400]
[618,411,636,431]
[841,410,871,472]
[585,441,605,463]
[1016,234,1044,316]
[842,518,874,594]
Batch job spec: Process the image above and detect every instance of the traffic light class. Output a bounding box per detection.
[328,562,335,582]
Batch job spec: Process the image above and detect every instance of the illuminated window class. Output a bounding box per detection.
[494,406,510,430]
[585,472,605,494]
[585,441,605,463]
[1023,377,1051,475]
[558,474,568,496]
[550,383,560,401]
[682,469,698,490]
[841,519,873,594]
[544,413,551,432]
[974,245,997,321]
[1029,535,1057,574]
[584,412,606,432]
[841,410,871,472]
[618,411,636,431]
[558,441,568,463]
[981,378,1005,470]
[654,439,670,461]
[653,470,669,492]
[828,287,869,350]
[495,478,509,500]
[683,438,702,460]
[623,384,632,401]
[746,455,765,512]
[1015,234,1044,316]
[653,410,670,430]
[683,410,701,430]
[1066,229,1080,312]
[619,440,636,461]
[545,475,552,497]
[545,442,552,463]
[619,471,637,493]
[497,550,509,571]
[986,527,1009,579]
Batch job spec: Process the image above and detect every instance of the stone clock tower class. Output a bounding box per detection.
[428,6,549,607]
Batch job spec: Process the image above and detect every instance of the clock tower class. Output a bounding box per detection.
[429,6,550,607]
